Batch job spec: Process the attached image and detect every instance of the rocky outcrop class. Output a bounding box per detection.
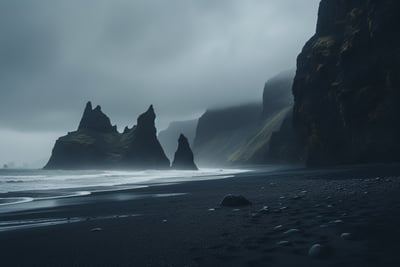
[293,0,400,166]
[193,103,262,166]
[171,134,198,170]
[44,102,169,170]
[158,119,198,160]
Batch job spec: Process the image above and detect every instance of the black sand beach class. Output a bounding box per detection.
[1,164,400,267]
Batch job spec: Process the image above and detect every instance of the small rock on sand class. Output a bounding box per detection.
[259,206,269,213]
[284,229,301,235]
[276,241,291,246]
[329,219,343,224]
[308,244,325,259]
[341,233,353,240]
[220,195,252,207]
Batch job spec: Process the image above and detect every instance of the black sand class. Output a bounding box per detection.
[1,164,400,266]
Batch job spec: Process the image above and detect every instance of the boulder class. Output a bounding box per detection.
[220,195,252,207]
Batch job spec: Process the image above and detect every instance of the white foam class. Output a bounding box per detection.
[0,197,34,206]
[0,168,249,194]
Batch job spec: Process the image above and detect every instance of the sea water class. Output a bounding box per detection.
[0,168,249,205]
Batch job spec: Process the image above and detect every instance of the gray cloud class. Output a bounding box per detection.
[0,0,320,166]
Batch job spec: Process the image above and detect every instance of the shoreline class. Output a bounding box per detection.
[1,163,400,266]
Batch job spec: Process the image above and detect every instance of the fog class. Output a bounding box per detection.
[0,0,320,167]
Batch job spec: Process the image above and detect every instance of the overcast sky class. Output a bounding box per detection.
[0,0,320,167]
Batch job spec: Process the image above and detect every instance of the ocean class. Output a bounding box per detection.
[0,168,249,206]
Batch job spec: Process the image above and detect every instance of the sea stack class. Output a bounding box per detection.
[123,105,170,169]
[44,101,119,169]
[172,134,198,170]
[44,102,170,170]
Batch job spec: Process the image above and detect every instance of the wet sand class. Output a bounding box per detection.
[1,164,400,266]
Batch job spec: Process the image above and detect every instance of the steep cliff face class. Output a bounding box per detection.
[44,103,169,169]
[229,70,295,164]
[293,0,400,166]
[158,119,198,161]
[172,134,198,170]
[193,103,262,166]
[262,69,295,117]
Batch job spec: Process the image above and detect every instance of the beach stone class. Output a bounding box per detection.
[251,213,261,218]
[284,229,301,235]
[276,241,291,246]
[259,206,269,214]
[341,233,354,240]
[329,219,343,224]
[220,195,252,207]
[308,244,325,259]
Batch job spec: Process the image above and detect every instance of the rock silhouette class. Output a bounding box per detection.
[78,101,117,133]
[44,102,169,170]
[158,119,198,160]
[171,134,198,170]
[123,105,170,169]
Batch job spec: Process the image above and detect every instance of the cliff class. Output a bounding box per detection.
[171,134,198,170]
[44,103,169,169]
[193,103,262,166]
[158,119,198,161]
[293,0,400,166]
[262,69,295,117]
[229,70,296,163]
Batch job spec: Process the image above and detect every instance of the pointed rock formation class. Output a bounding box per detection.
[44,102,120,169]
[172,134,198,170]
[78,101,117,133]
[123,105,170,169]
[44,102,170,170]
[158,119,198,160]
